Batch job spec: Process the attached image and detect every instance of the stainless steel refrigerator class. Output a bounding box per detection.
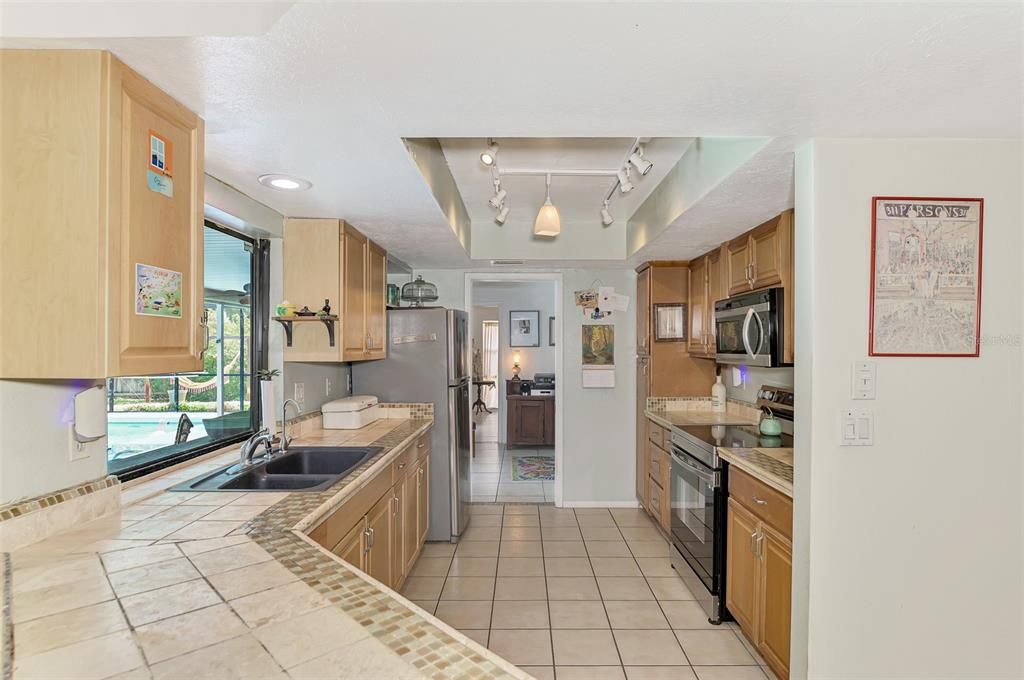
[351,308,471,542]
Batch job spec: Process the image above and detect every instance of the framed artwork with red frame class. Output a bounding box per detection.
[868,196,984,357]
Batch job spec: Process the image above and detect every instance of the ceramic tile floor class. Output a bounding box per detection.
[401,504,778,680]
[473,412,555,503]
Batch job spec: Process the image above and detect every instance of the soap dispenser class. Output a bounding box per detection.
[711,371,726,413]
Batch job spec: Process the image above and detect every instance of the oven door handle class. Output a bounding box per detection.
[741,308,756,358]
[670,448,715,485]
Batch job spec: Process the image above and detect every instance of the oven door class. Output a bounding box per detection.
[668,445,720,610]
[715,303,770,367]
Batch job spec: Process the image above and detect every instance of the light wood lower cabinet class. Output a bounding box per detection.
[311,428,430,592]
[642,418,672,533]
[726,467,792,680]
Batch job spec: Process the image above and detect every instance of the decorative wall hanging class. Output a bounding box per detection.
[869,196,984,357]
[582,324,615,366]
[509,310,541,347]
[653,303,687,342]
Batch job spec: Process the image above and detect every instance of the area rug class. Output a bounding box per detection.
[512,456,555,481]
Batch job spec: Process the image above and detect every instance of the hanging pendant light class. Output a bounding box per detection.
[533,173,561,237]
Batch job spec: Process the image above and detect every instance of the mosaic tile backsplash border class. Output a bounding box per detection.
[0,475,119,523]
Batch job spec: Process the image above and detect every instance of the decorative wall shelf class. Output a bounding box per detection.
[273,315,338,347]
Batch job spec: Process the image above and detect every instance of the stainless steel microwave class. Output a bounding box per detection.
[714,287,788,367]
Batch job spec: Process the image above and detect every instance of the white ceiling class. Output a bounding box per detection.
[2,2,1020,268]
[438,137,692,225]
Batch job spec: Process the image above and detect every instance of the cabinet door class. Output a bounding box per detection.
[725,498,759,635]
[417,454,430,546]
[636,267,651,355]
[282,219,342,361]
[333,520,366,571]
[636,367,650,505]
[543,398,555,445]
[757,524,792,680]
[512,399,548,445]
[687,256,707,355]
[726,235,753,296]
[401,468,419,576]
[750,220,784,290]
[365,492,394,588]
[365,241,387,360]
[390,488,404,591]
[705,248,724,358]
[109,59,205,376]
[341,225,368,361]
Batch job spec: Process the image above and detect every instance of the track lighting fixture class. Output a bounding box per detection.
[533,174,561,237]
[628,146,653,176]
[600,200,614,226]
[488,180,507,209]
[617,167,634,194]
[480,140,499,167]
[495,203,510,225]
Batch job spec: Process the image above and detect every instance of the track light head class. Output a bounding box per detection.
[617,168,634,194]
[480,141,499,167]
[489,186,507,209]
[495,203,510,225]
[628,146,653,176]
[600,201,614,226]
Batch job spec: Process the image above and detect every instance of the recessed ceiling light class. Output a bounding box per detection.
[258,173,312,191]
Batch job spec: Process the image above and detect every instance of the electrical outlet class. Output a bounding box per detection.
[325,377,331,395]
[347,372,353,394]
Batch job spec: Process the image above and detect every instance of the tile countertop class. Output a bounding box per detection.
[5,417,530,680]
[718,447,794,498]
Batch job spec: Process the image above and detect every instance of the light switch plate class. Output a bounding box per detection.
[852,361,877,399]
[840,408,874,446]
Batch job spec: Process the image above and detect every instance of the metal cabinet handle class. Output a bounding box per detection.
[750,530,758,556]
[363,528,371,553]
[198,310,210,359]
[752,496,768,505]
[398,462,406,470]
[418,442,425,449]
[756,531,765,561]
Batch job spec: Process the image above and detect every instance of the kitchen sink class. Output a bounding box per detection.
[264,447,374,476]
[171,446,382,493]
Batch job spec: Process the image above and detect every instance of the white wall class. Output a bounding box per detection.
[793,139,1022,679]
[722,366,794,404]
[415,268,638,505]
[0,380,108,504]
[472,281,558,442]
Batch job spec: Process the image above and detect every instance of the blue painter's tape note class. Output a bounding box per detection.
[147,169,174,198]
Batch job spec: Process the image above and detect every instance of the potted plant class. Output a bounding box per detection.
[257,368,280,436]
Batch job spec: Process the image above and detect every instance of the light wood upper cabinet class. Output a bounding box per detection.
[687,256,708,356]
[282,219,387,363]
[365,241,388,360]
[341,225,368,360]
[283,219,342,361]
[726,212,789,296]
[1,50,204,378]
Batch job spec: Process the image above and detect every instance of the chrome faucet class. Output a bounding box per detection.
[239,428,273,467]
[281,399,299,453]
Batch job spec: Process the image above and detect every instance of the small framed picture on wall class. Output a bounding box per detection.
[653,303,687,342]
[510,310,541,347]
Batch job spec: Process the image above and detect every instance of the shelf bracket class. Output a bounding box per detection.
[273,316,337,348]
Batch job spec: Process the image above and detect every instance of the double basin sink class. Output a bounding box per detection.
[173,446,383,493]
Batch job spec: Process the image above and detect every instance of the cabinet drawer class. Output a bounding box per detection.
[648,474,671,531]
[729,467,792,540]
[647,419,665,449]
[391,444,412,485]
[648,445,665,489]
[415,431,430,459]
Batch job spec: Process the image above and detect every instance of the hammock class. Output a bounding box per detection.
[177,351,242,400]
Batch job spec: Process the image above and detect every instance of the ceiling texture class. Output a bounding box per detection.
[2,1,1020,269]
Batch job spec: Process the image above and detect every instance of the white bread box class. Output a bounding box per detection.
[322,395,380,429]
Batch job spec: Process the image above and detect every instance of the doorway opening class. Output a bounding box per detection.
[466,274,562,505]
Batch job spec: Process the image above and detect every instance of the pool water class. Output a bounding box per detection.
[107,414,211,462]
